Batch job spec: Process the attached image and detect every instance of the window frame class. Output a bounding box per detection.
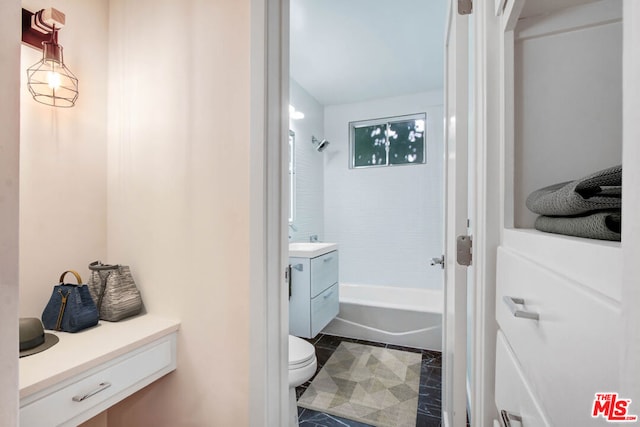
[348,113,427,169]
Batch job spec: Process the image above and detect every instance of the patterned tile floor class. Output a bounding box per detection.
[296,334,443,427]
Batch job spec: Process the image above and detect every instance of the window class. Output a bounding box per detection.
[350,113,426,168]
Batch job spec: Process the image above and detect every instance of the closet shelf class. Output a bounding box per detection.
[505,0,608,23]
[502,228,621,301]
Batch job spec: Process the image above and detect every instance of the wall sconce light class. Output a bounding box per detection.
[22,8,78,108]
[289,105,305,120]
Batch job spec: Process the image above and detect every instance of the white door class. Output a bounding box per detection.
[442,1,469,426]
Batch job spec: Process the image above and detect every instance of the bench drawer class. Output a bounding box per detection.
[21,334,176,427]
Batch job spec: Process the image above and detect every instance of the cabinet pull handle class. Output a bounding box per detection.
[72,382,112,402]
[503,296,539,321]
[323,291,333,299]
[500,410,523,427]
[323,257,333,262]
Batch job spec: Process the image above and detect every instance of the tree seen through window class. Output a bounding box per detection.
[351,114,426,168]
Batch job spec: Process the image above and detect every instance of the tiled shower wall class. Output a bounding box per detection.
[289,85,444,291]
[289,79,325,242]
[323,91,444,290]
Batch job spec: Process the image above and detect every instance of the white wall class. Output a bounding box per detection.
[0,0,21,423]
[19,0,108,317]
[513,20,623,228]
[105,0,252,425]
[324,90,444,290]
[10,1,259,425]
[289,78,324,242]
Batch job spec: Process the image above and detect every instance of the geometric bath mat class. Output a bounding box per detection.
[298,342,421,427]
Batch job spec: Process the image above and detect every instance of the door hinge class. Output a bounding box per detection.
[458,0,473,15]
[456,235,472,266]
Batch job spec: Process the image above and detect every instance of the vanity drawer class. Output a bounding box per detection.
[310,251,338,297]
[496,247,620,426]
[311,283,339,337]
[495,330,551,427]
[20,334,176,427]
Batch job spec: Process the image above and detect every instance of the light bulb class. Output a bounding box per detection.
[289,104,305,120]
[47,71,61,89]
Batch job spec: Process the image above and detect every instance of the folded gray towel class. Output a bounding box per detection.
[526,165,622,216]
[534,211,621,241]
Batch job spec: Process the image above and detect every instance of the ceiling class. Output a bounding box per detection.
[290,0,447,106]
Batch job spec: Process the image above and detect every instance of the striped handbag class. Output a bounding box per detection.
[87,261,143,321]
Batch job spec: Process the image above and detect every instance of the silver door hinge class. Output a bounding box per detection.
[456,235,472,266]
[459,0,473,15]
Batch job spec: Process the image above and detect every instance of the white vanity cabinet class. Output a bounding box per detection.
[20,315,179,427]
[289,249,339,339]
[492,0,627,425]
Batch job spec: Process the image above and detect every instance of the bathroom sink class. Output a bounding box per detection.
[289,242,337,258]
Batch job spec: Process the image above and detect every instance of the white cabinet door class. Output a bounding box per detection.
[310,251,338,297]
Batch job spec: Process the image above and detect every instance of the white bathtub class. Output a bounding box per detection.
[322,283,443,351]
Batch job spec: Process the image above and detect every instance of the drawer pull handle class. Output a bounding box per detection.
[323,257,333,263]
[72,382,112,402]
[500,410,523,427]
[323,291,334,299]
[503,296,539,321]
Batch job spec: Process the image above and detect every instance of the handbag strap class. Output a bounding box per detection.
[89,260,120,271]
[59,270,83,285]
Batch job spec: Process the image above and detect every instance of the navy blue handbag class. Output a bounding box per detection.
[41,270,99,333]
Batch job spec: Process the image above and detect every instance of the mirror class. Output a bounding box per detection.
[289,130,296,224]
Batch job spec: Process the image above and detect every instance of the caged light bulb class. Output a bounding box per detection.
[26,36,78,107]
[47,71,61,90]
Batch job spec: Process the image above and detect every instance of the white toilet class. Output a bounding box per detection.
[288,335,317,427]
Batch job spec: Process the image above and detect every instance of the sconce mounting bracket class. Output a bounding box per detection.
[22,8,66,50]
[22,9,47,50]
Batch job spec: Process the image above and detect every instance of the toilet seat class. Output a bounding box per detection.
[289,335,315,369]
